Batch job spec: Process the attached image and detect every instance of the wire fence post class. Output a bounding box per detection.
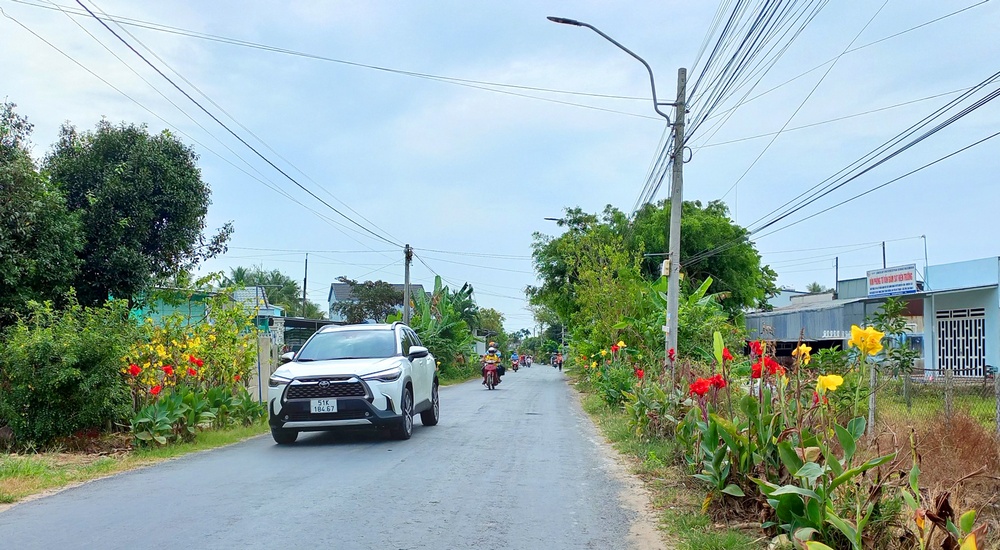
[994,371,1000,438]
[944,368,954,424]
[903,371,912,412]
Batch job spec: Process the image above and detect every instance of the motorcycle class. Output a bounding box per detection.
[511,358,519,372]
[483,362,499,390]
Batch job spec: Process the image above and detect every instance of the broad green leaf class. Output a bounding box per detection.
[771,485,820,500]
[778,441,804,474]
[805,498,823,526]
[909,461,921,495]
[960,510,976,534]
[722,484,745,497]
[794,527,819,542]
[713,330,724,366]
[835,423,857,464]
[611,321,629,329]
[830,453,896,492]
[794,462,825,485]
[847,417,866,440]
[804,543,836,550]
[826,512,859,548]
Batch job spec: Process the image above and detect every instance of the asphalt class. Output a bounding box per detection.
[0,364,647,549]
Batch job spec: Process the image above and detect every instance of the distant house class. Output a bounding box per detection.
[327,282,429,323]
[135,285,284,334]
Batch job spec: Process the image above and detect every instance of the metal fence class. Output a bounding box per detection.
[873,366,999,437]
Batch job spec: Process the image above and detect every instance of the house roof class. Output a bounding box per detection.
[328,282,428,304]
[231,286,272,309]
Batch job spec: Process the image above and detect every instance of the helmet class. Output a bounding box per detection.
[488,341,496,347]
[488,347,497,353]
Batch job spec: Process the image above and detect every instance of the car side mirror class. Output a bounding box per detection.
[407,345,429,359]
[280,352,295,364]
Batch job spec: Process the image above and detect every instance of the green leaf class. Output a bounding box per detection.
[713,330,724,366]
[794,462,825,485]
[909,460,921,495]
[611,321,629,329]
[830,453,896,492]
[722,484,745,497]
[771,485,821,500]
[847,417,866,440]
[826,511,859,548]
[778,441,804,474]
[835,423,857,464]
[804,543,836,550]
[822,445,844,477]
[959,510,976,534]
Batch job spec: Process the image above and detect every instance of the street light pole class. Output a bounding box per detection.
[548,16,686,383]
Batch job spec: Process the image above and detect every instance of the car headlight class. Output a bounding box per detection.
[362,367,402,382]
[268,374,292,387]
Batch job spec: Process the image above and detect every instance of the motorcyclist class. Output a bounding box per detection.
[555,352,563,371]
[510,351,519,369]
[482,346,503,385]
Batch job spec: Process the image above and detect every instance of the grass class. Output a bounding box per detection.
[0,422,268,505]
[573,370,763,550]
[878,384,997,432]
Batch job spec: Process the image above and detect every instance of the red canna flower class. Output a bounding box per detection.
[611,344,619,353]
[689,378,711,397]
[765,357,785,376]
[195,358,204,367]
[749,341,763,357]
[668,348,676,362]
[128,364,141,377]
[150,385,162,396]
[188,355,196,363]
[709,373,727,389]
[751,360,763,379]
[187,368,198,377]
[233,374,241,382]
[722,348,734,362]
[812,391,829,406]
[635,368,645,380]
[162,365,175,377]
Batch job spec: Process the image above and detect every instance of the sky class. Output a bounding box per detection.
[2,0,999,331]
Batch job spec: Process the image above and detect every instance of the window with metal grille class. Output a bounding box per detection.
[936,308,986,377]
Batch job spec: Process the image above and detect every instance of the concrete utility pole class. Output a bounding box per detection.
[301,253,308,317]
[546,15,687,383]
[403,244,413,325]
[665,68,686,385]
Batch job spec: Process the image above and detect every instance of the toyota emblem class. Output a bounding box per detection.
[318,380,330,388]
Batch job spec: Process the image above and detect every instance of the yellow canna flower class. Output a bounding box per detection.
[600,349,608,357]
[616,340,626,349]
[792,344,812,365]
[914,509,926,531]
[848,325,884,356]
[817,374,844,393]
[590,361,597,369]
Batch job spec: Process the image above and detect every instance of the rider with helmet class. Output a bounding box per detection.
[482,346,503,385]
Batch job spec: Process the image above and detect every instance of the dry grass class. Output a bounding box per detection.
[872,413,1000,549]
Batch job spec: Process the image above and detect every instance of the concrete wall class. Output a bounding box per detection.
[923,286,1000,372]
[927,257,1000,291]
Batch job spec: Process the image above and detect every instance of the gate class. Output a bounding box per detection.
[936,308,986,377]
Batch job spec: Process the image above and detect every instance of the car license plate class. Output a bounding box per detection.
[310,399,338,414]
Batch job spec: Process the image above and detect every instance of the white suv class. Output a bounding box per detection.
[267,322,439,444]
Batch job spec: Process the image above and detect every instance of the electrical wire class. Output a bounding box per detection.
[73,0,403,248]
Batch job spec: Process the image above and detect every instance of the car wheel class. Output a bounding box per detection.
[390,387,413,440]
[420,383,440,426]
[271,427,298,445]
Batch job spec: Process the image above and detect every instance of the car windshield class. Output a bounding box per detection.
[296,329,397,361]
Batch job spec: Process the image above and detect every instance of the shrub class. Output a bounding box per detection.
[0,296,137,446]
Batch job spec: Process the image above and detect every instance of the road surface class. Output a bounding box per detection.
[0,364,659,549]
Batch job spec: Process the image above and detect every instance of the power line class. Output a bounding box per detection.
[73,0,402,248]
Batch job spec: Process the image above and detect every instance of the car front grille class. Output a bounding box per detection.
[286,378,367,399]
[286,410,369,422]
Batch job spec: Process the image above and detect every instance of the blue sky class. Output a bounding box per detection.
[3,1,999,331]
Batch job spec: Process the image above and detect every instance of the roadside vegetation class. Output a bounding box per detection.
[532,204,999,549]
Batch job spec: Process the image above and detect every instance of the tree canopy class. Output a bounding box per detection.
[0,103,81,323]
[44,120,232,306]
[332,277,403,323]
[528,200,777,326]
[226,266,325,319]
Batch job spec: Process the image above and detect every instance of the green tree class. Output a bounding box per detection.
[0,102,81,324]
[627,200,777,313]
[806,282,828,293]
[225,266,324,318]
[44,120,233,306]
[332,277,402,323]
[475,307,507,350]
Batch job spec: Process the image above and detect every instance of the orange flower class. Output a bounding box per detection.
[233,374,241,382]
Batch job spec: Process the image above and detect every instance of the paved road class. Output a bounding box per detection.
[0,365,651,549]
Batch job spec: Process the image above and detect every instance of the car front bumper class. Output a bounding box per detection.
[268,377,405,432]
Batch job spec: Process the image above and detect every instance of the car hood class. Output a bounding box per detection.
[273,357,402,380]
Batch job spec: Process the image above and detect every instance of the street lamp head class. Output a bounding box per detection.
[543,217,561,221]
[547,16,584,26]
